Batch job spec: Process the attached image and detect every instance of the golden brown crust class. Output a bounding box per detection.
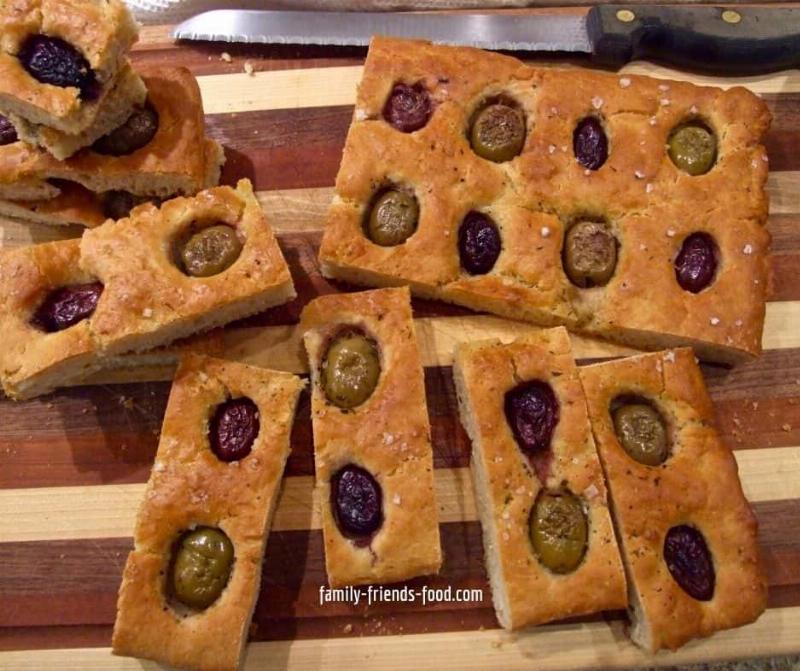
[0,180,293,399]
[0,0,139,132]
[300,287,442,587]
[81,179,295,355]
[0,238,100,398]
[112,354,304,671]
[0,67,213,197]
[579,349,768,651]
[319,37,771,364]
[452,327,627,629]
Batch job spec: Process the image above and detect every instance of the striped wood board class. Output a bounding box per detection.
[2,9,800,670]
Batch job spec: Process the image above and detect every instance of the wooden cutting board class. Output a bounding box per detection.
[1,9,800,670]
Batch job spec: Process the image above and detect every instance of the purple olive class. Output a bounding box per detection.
[18,35,99,100]
[383,83,432,133]
[0,115,18,145]
[573,117,608,171]
[30,282,103,332]
[331,464,383,539]
[675,232,718,293]
[458,211,501,275]
[209,397,260,462]
[664,525,715,601]
[505,381,559,458]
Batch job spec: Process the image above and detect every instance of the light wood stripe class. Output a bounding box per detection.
[195,64,800,116]
[2,606,799,670]
[1,447,796,544]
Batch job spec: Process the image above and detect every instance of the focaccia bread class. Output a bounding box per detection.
[579,349,767,651]
[0,180,294,399]
[301,286,441,587]
[0,67,219,198]
[0,138,225,227]
[113,354,303,671]
[452,327,627,629]
[0,0,139,133]
[319,37,771,364]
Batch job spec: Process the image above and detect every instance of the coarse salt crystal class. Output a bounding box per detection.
[541,226,551,238]
[591,96,603,109]
[220,52,232,62]
[649,117,657,126]
[663,351,676,363]
[743,244,753,255]
[548,144,556,154]
[584,168,591,176]
[142,308,153,318]
[619,77,631,88]
[393,493,402,506]
[584,484,599,499]
[690,105,699,114]
[502,510,510,520]
[243,61,255,75]
[639,243,647,251]
[153,461,165,472]
[634,170,645,179]
[734,319,743,327]
[710,317,720,326]
[658,84,670,92]
[666,228,676,237]
[382,432,395,445]
[660,98,671,106]
[646,183,654,193]
[354,109,368,121]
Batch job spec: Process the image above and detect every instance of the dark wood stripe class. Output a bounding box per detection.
[3,349,800,488]
[1,501,798,639]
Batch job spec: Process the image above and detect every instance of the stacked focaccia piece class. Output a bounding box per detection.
[0,0,224,227]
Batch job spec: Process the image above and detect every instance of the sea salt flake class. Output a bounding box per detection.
[710,317,720,326]
[649,117,657,126]
[646,183,654,193]
[634,170,645,179]
[584,168,591,176]
[591,96,604,109]
[153,461,165,472]
[690,104,699,114]
[660,98,671,106]
[743,244,753,255]
[354,109,368,121]
[541,226,551,238]
[382,432,395,445]
[734,319,743,327]
[658,84,670,92]
[619,77,631,88]
[142,307,153,318]
[663,351,676,363]
[666,228,676,237]
[393,493,402,505]
[548,144,556,154]
[583,483,600,499]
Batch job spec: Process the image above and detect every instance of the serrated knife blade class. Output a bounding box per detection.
[173,10,592,53]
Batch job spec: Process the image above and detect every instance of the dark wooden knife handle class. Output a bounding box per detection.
[587,4,800,74]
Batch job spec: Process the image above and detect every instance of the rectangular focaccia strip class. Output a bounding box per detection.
[579,349,767,651]
[0,0,139,134]
[112,354,304,671]
[0,138,225,228]
[0,179,294,399]
[0,67,220,197]
[452,327,627,629]
[319,37,771,364]
[300,286,441,586]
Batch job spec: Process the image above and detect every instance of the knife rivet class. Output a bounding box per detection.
[721,9,742,24]
[616,9,636,23]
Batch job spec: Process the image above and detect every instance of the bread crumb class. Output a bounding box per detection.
[619,77,631,88]
[220,52,232,62]
[244,61,255,75]
[118,396,134,410]
[343,624,353,634]
[782,423,792,432]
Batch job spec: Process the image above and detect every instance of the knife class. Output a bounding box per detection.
[173,5,800,74]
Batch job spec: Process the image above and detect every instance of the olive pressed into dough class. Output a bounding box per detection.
[178,224,243,278]
[169,527,234,611]
[321,330,381,409]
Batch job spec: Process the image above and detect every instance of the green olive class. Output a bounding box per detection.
[530,492,588,574]
[170,527,234,610]
[322,331,380,409]
[563,221,617,288]
[613,403,668,466]
[668,124,717,176]
[179,225,243,277]
[470,103,525,163]
[366,190,419,246]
